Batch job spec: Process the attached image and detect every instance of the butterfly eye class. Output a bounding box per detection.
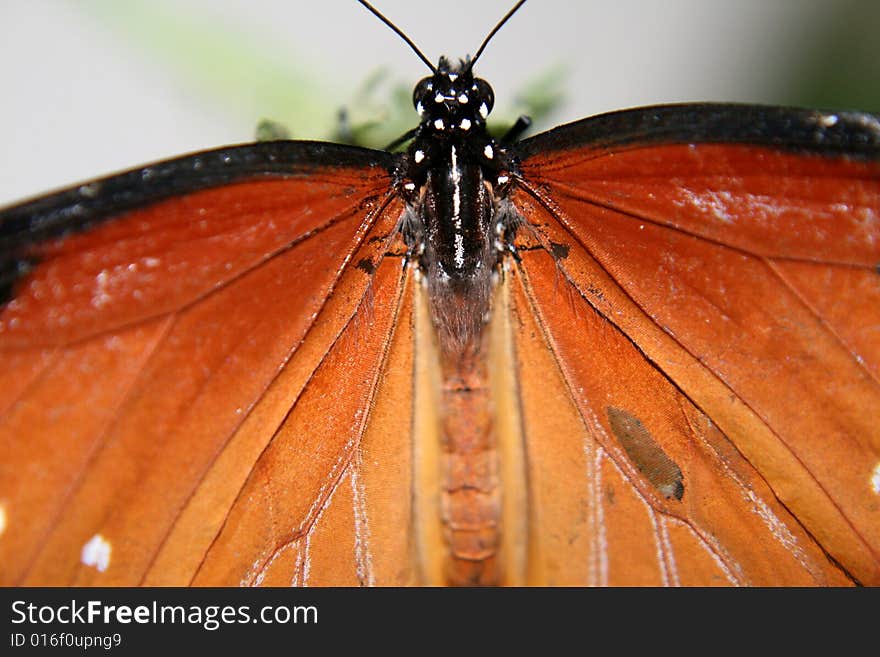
[413,77,434,113]
[472,78,494,117]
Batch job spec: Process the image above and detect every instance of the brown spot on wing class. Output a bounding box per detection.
[607,407,684,500]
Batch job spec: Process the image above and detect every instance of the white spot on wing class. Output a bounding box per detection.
[459,118,471,130]
[92,270,111,309]
[434,118,445,131]
[0,503,6,536]
[81,534,112,572]
[414,150,425,164]
[674,189,736,223]
[479,103,489,119]
[484,144,494,159]
[871,462,880,494]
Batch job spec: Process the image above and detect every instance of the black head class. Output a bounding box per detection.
[412,57,495,138]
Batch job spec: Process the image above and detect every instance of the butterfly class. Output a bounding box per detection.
[0,0,878,587]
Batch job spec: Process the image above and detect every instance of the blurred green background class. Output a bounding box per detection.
[1,0,878,206]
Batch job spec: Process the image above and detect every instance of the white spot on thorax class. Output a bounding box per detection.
[497,174,509,184]
[451,145,465,269]
[818,113,839,127]
[81,534,112,572]
[871,462,880,494]
[454,233,466,269]
[451,145,462,224]
[448,73,458,81]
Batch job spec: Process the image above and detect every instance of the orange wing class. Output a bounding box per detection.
[2,105,879,587]
[508,104,880,585]
[0,142,419,585]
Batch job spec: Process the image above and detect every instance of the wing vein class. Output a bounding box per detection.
[17,314,177,585]
[244,259,408,587]
[762,256,880,387]
[187,253,407,585]
[520,176,875,269]
[135,190,400,584]
[513,178,879,577]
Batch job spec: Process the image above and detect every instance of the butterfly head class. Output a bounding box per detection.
[413,57,494,136]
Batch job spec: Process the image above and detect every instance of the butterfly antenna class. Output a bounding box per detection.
[468,0,527,71]
[358,1,436,73]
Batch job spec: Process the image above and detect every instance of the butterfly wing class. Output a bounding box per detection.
[508,104,880,585]
[4,104,879,587]
[0,141,423,585]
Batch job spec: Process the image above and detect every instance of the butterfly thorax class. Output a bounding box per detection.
[402,57,511,351]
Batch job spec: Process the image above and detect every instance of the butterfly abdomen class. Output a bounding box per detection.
[437,337,501,585]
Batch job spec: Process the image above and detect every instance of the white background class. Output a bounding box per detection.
[0,0,872,206]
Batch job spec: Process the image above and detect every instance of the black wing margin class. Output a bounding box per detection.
[514,103,880,160]
[0,140,396,304]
